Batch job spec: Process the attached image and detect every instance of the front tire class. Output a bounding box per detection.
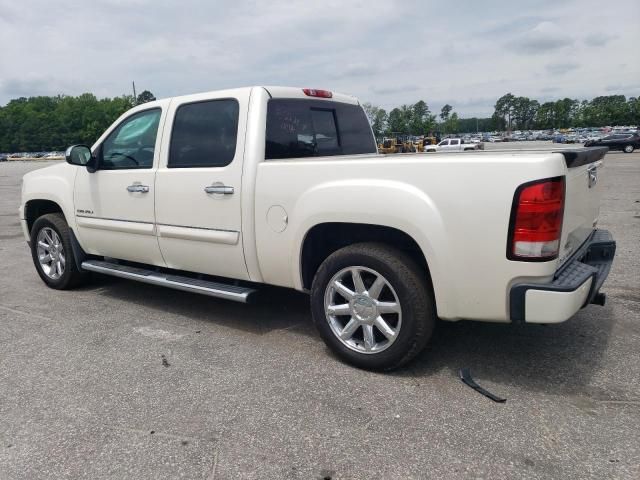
[311,243,435,370]
[30,213,88,289]
[624,145,635,153]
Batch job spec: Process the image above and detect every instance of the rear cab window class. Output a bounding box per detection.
[265,99,376,160]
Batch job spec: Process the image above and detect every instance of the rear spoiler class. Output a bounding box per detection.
[555,146,608,168]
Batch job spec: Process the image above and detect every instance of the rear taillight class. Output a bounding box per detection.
[507,177,565,261]
[302,88,333,98]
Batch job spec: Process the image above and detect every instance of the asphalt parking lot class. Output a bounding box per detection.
[1,146,639,479]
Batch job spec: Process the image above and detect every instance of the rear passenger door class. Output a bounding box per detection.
[154,89,250,280]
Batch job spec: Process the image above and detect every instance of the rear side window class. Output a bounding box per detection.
[169,99,239,168]
[265,99,376,159]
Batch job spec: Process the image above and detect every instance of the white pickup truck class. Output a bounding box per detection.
[20,86,616,370]
[425,138,482,152]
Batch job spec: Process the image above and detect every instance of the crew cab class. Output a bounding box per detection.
[20,86,616,370]
[425,138,482,152]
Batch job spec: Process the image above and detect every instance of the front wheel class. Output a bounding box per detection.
[624,145,635,153]
[311,243,435,370]
[30,213,88,289]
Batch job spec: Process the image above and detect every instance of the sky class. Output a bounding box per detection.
[0,0,638,117]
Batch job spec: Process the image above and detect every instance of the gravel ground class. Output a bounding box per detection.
[0,145,638,479]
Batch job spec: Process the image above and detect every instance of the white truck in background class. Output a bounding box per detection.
[425,137,483,152]
[20,86,616,370]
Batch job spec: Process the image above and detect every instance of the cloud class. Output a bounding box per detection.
[511,21,574,54]
[0,78,56,98]
[329,63,381,80]
[1,0,639,118]
[605,84,640,93]
[584,33,617,47]
[370,85,420,96]
[546,62,580,75]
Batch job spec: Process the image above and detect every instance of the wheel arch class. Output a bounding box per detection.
[25,199,65,234]
[298,222,445,318]
[300,223,430,287]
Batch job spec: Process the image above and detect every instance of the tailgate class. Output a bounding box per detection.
[557,147,608,266]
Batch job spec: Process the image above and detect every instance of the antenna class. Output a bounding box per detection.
[132,81,137,104]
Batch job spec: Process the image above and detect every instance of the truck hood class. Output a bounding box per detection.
[23,161,71,183]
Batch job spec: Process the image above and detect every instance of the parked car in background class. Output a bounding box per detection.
[585,132,640,153]
[0,154,8,162]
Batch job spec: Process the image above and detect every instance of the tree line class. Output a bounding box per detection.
[364,94,640,138]
[0,91,155,152]
[493,93,640,131]
[1,90,639,152]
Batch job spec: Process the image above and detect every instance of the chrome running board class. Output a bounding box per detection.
[81,259,256,303]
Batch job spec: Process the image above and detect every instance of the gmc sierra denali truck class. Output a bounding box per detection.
[19,86,616,370]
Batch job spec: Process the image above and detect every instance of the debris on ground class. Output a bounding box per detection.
[459,367,506,403]
[161,355,170,367]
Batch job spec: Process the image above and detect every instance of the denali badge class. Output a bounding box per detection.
[76,209,94,215]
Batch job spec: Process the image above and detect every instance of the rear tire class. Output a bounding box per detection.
[30,213,88,289]
[624,145,634,153]
[310,243,435,371]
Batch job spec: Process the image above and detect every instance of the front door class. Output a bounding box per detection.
[154,89,250,280]
[437,139,449,150]
[74,105,167,266]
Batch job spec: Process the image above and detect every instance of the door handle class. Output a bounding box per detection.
[127,184,150,193]
[204,184,234,195]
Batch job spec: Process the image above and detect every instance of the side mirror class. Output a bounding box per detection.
[65,144,97,173]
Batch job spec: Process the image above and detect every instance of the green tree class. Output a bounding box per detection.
[387,108,406,133]
[628,97,640,125]
[511,97,539,129]
[440,104,452,122]
[362,102,388,138]
[446,112,459,134]
[410,100,436,134]
[136,90,156,104]
[387,107,408,134]
[0,93,134,152]
[494,93,516,131]
[535,102,556,129]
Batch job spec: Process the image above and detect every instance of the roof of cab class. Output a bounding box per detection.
[261,86,360,105]
[133,86,360,110]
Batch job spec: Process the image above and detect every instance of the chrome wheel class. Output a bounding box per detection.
[324,266,402,354]
[36,227,65,280]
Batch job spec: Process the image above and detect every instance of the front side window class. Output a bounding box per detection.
[438,140,449,146]
[265,99,376,159]
[169,99,239,168]
[100,109,161,170]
